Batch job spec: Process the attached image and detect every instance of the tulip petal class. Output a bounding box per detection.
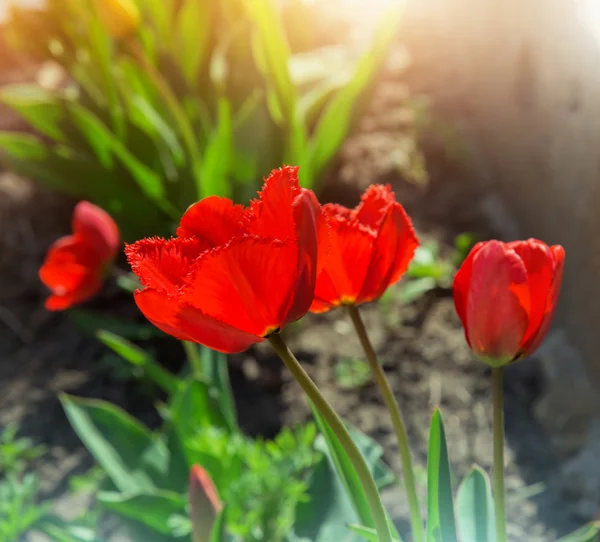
[311,213,375,311]
[521,244,565,355]
[284,189,320,324]
[72,201,120,263]
[245,166,301,240]
[40,236,104,310]
[354,184,396,229]
[182,236,298,337]
[126,237,209,295]
[466,241,530,361]
[177,304,263,353]
[133,289,195,342]
[452,242,485,339]
[177,196,245,246]
[44,271,102,311]
[508,239,554,349]
[359,202,419,303]
[134,289,260,353]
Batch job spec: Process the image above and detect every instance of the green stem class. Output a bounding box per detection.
[347,305,425,542]
[268,333,392,542]
[184,341,203,379]
[492,367,507,542]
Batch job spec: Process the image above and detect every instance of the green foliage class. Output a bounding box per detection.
[334,357,372,390]
[0,423,46,476]
[456,467,494,542]
[299,405,398,542]
[2,0,404,240]
[0,473,49,542]
[380,233,476,312]
[426,409,457,542]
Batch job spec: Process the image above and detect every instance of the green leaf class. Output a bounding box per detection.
[309,404,374,529]
[98,490,188,536]
[127,94,186,168]
[557,522,600,542]
[0,132,47,161]
[169,380,229,466]
[347,524,402,542]
[60,395,159,493]
[175,0,213,84]
[242,0,296,122]
[308,2,404,177]
[398,277,437,305]
[209,504,228,542]
[198,98,233,198]
[426,409,457,542]
[39,516,108,542]
[456,466,494,542]
[70,310,160,340]
[67,103,166,202]
[199,348,238,433]
[0,84,65,141]
[96,330,180,394]
[293,455,359,542]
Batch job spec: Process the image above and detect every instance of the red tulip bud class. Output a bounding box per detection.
[189,465,221,542]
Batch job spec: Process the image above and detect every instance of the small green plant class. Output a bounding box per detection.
[0,423,46,476]
[380,233,476,311]
[334,357,372,390]
[0,473,49,542]
[0,424,49,542]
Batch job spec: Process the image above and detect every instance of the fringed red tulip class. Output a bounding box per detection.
[310,184,418,313]
[126,166,320,353]
[453,239,565,367]
[39,201,120,311]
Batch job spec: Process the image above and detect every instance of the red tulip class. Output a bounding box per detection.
[39,201,120,311]
[189,465,221,542]
[453,239,565,367]
[310,184,418,313]
[126,166,320,353]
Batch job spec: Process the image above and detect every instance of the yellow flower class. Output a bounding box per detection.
[95,0,140,39]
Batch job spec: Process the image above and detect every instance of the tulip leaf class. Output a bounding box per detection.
[174,0,213,85]
[98,490,188,536]
[0,84,66,141]
[199,347,238,433]
[426,409,458,542]
[556,522,600,542]
[169,380,230,469]
[347,524,402,542]
[198,98,233,198]
[96,330,181,394]
[241,0,296,123]
[70,310,160,341]
[309,404,373,529]
[60,395,166,493]
[209,504,228,542]
[300,404,399,541]
[456,466,494,542]
[67,103,166,202]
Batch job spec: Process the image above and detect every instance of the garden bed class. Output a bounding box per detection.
[0,43,584,541]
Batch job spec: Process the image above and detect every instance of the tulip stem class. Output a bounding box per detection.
[268,333,393,542]
[347,305,425,542]
[492,367,507,542]
[184,341,203,379]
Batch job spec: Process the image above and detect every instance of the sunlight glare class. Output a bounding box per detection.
[577,0,600,46]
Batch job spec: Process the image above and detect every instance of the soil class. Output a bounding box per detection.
[0,41,587,542]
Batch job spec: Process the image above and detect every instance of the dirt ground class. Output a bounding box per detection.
[0,43,588,542]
